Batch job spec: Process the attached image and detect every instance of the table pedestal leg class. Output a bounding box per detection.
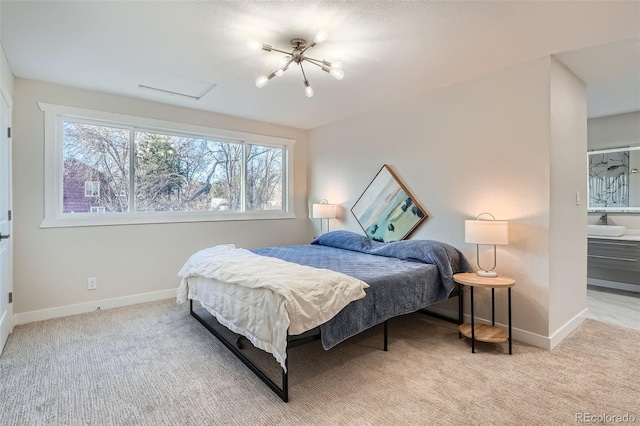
[470,286,475,353]
[508,287,512,355]
[458,284,463,338]
[491,288,495,326]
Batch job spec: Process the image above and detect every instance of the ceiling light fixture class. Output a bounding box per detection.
[248,30,343,97]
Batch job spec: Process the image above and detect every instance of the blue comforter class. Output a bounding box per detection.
[252,231,471,349]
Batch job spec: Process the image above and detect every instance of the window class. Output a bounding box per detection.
[84,181,100,198]
[247,144,283,211]
[133,130,246,213]
[40,103,295,227]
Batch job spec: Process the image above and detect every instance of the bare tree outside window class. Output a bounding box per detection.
[247,144,283,210]
[61,119,285,216]
[63,122,129,214]
[134,132,243,212]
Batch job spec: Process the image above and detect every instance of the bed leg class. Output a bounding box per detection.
[383,320,388,351]
[282,355,289,402]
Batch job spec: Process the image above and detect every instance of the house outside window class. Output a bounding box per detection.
[40,103,295,228]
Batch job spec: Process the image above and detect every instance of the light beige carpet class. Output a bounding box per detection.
[0,299,638,425]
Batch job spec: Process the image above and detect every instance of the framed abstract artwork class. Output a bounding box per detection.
[351,164,427,242]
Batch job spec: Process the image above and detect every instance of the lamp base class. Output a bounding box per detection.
[476,270,498,278]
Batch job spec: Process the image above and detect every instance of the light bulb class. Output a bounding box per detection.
[330,61,342,69]
[247,39,261,50]
[255,76,269,88]
[329,68,344,80]
[275,68,284,77]
[256,71,277,87]
[305,85,314,97]
[278,55,292,67]
[304,79,314,97]
[314,29,328,43]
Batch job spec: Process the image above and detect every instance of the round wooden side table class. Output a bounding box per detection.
[453,272,515,354]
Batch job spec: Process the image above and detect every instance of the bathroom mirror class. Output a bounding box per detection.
[588,145,640,212]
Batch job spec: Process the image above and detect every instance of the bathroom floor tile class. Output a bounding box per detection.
[584,285,640,329]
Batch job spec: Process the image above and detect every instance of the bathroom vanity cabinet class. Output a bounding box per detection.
[587,236,640,292]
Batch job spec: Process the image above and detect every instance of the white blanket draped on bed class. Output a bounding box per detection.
[176,244,369,371]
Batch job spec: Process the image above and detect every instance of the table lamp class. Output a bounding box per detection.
[312,199,337,234]
[465,213,509,277]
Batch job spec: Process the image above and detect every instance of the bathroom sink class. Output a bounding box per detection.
[587,225,626,237]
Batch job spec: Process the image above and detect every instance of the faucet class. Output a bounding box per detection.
[599,214,608,225]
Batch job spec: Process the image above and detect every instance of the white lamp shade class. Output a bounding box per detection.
[465,220,509,245]
[312,203,337,219]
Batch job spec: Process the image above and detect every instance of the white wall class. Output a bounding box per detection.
[548,58,587,336]
[309,56,587,348]
[0,0,14,99]
[12,78,309,318]
[0,46,12,102]
[0,0,12,99]
[587,111,640,230]
[588,111,640,150]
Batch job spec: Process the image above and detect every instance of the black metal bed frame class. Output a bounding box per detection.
[189,283,463,402]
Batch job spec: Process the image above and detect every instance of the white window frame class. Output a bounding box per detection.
[39,102,295,228]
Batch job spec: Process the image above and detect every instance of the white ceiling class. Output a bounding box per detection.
[555,39,640,119]
[1,1,639,129]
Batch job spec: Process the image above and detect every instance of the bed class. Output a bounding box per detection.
[177,230,471,402]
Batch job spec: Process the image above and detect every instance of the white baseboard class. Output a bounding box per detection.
[549,308,588,350]
[423,306,570,350]
[13,288,177,326]
[14,290,589,349]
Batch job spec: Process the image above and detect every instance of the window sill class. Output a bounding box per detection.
[39,211,296,229]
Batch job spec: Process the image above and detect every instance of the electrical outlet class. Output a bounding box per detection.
[87,277,98,290]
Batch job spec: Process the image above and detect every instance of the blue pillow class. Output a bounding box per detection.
[311,231,378,253]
